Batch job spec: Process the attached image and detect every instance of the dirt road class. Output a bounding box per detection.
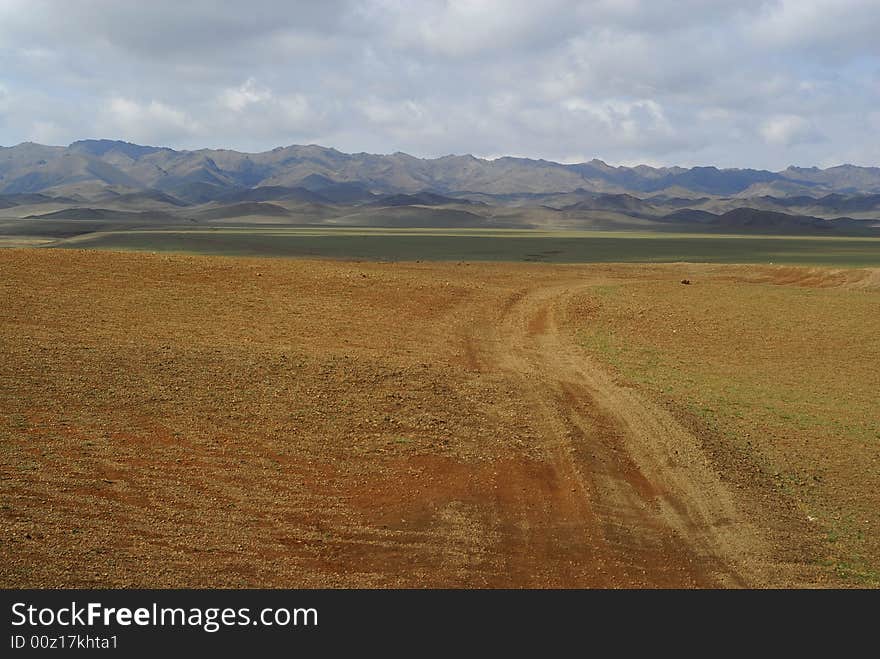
[463,280,770,586]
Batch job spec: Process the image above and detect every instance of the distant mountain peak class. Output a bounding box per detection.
[69,139,167,160]
[2,140,880,198]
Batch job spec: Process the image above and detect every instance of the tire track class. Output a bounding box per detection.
[476,280,774,587]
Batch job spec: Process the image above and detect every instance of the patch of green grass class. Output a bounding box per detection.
[579,330,622,368]
[820,519,880,586]
[828,560,880,586]
[52,228,880,267]
[589,284,621,297]
[573,277,880,585]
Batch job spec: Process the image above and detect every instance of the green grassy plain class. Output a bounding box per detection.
[574,275,880,585]
[54,227,880,267]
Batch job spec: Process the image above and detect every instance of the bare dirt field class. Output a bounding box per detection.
[1,249,877,587]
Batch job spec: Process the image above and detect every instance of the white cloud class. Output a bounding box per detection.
[562,98,673,142]
[759,115,821,147]
[751,0,880,56]
[221,78,273,112]
[360,97,423,125]
[0,1,877,167]
[26,120,64,144]
[278,95,313,126]
[101,97,199,144]
[371,0,576,57]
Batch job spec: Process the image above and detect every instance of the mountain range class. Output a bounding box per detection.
[1,139,879,239]
[3,139,880,199]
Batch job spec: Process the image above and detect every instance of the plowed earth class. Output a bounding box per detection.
[2,250,876,587]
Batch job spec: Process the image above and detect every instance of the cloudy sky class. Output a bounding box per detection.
[0,0,878,169]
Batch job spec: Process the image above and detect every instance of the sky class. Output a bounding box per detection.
[0,0,878,169]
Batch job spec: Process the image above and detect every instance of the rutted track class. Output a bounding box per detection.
[467,280,773,587]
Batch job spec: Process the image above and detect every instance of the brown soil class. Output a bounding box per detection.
[1,249,872,587]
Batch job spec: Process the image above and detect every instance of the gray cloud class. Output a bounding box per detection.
[0,0,877,169]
